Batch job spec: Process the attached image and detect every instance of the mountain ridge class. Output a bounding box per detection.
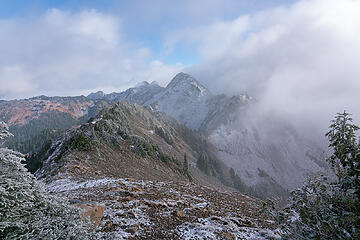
[0,72,328,197]
[34,101,229,192]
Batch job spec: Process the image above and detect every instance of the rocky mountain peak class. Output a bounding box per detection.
[134,81,150,88]
[87,91,105,100]
[166,72,211,97]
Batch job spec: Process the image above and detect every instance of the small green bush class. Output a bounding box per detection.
[155,126,174,146]
[71,134,92,151]
[159,152,173,163]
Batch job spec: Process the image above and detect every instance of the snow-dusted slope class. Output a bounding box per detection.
[146,73,213,130]
[88,81,164,105]
[209,114,327,191]
[87,91,106,100]
[87,73,251,131]
[198,94,252,132]
[110,81,164,105]
[87,73,327,196]
[144,73,251,131]
[145,74,327,194]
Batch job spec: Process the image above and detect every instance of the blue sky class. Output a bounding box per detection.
[0,0,297,66]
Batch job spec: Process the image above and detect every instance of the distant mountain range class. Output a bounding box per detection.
[0,72,328,197]
[86,73,253,131]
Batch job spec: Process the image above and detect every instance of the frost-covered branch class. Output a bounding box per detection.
[0,122,12,145]
[0,138,93,239]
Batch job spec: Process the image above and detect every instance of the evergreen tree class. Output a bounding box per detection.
[183,152,188,174]
[0,122,92,239]
[274,112,360,239]
[325,111,360,196]
[197,152,210,174]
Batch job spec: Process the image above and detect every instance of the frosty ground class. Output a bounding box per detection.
[47,177,281,239]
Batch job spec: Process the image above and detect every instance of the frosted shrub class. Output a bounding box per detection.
[279,175,359,239]
[0,122,92,239]
[0,121,13,142]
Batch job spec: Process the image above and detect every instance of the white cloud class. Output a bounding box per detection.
[0,9,182,99]
[166,0,360,132]
[0,66,35,96]
[143,60,184,86]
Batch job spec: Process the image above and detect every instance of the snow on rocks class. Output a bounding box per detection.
[45,177,278,239]
[45,178,120,193]
[176,217,281,240]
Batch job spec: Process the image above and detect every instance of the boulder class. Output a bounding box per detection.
[173,210,185,218]
[75,203,105,227]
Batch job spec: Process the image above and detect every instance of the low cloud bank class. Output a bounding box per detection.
[166,0,360,135]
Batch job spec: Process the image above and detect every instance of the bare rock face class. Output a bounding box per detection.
[75,204,105,227]
[0,96,96,127]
